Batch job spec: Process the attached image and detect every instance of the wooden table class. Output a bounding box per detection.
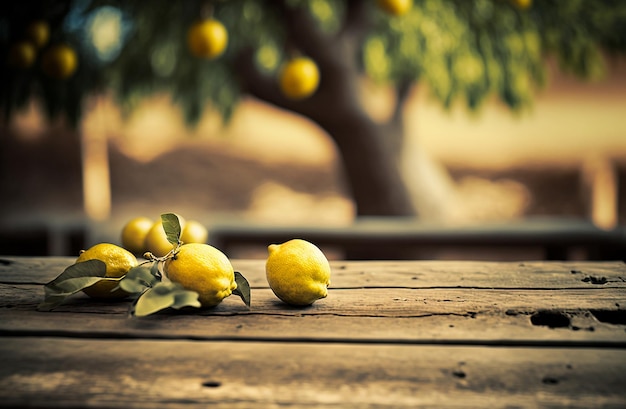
[1,257,625,408]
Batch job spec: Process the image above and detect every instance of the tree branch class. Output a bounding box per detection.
[391,80,413,124]
[276,1,332,63]
[341,0,372,40]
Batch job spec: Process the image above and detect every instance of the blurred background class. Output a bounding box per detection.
[1,0,625,259]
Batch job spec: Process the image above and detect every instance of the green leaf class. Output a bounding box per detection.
[38,260,108,311]
[131,282,200,317]
[118,265,160,294]
[44,276,112,297]
[232,271,251,308]
[150,260,162,278]
[161,213,182,245]
[172,289,201,310]
[38,295,71,312]
[44,259,107,292]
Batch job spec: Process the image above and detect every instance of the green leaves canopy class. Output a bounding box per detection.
[2,0,625,125]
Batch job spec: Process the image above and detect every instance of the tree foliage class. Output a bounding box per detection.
[3,0,626,217]
[2,0,625,127]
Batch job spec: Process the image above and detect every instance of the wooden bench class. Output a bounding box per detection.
[1,257,625,407]
[209,217,626,260]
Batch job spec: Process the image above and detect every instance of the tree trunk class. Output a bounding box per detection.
[237,56,416,216]
[309,103,416,217]
[236,1,417,217]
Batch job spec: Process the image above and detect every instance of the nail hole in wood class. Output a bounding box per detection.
[452,370,466,379]
[542,376,559,385]
[530,311,570,328]
[590,309,626,325]
[581,276,607,285]
[202,381,222,388]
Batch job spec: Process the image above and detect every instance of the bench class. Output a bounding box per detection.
[209,217,626,260]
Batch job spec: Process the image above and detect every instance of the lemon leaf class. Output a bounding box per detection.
[44,259,107,291]
[39,277,107,311]
[232,271,251,308]
[131,282,200,317]
[161,213,182,245]
[38,260,108,311]
[45,276,112,297]
[172,288,201,310]
[118,265,159,294]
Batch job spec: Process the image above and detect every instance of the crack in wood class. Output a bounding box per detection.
[1,328,625,348]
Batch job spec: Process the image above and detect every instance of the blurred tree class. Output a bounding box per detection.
[2,0,626,217]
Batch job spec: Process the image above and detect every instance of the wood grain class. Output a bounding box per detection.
[1,258,625,407]
[1,257,625,289]
[1,337,625,408]
[1,258,625,346]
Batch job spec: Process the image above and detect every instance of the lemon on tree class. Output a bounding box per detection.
[164,243,237,307]
[187,18,228,59]
[25,20,50,49]
[41,44,78,79]
[8,41,37,69]
[121,216,154,255]
[377,0,413,16]
[181,220,208,244]
[76,243,138,298]
[510,0,532,10]
[265,239,331,306]
[279,57,320,100]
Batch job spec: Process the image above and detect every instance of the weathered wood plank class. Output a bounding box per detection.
[2,284,624,316]
[1,257,625,289]
[0,337,624,408]
[1,308,624,346]
[1,285,624,345]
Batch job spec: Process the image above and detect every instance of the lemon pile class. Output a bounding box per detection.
[48,210,333,315]
[120,215,208,257]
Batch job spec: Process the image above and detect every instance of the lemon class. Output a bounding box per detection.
[25,20,50,48]
[265,239,331,306]
[76,243,138,299]
[144,215,186,257]
[41,44,78,79]
[181,220,208,244]
[121,217,154,255]
[510,0,532,9]
[187,19,228,59]
[164,243,236,307]
[279,57,320,100]
[8,41,37,69]
[377,0,413,16]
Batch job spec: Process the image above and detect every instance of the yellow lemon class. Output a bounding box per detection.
[187,19,228,59]
[279,57,320,100]
[510,0,532,10]
[41,44,78,79]
[181,220,208,244]
[164,243,236,307]
[25,20,50,48]
[377,0,413,16]
[8,41,37,69]
[144,215,186,258]
[121,217,154,255]
[76,243,138,298]
[265,239,331,306]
